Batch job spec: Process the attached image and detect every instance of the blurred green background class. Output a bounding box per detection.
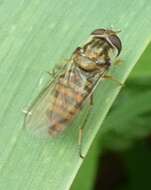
[71,43,151,190]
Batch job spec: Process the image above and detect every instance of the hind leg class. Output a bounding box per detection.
[78,95,93,159]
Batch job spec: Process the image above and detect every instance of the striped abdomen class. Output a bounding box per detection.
[48,69,94,136]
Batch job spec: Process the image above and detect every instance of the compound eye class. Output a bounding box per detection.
[91,28,106,36]
[108,35,122,56]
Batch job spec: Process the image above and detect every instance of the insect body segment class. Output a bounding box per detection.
[25,28,122,138]
[47,67,89,136]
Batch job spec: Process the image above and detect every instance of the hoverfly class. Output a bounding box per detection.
[24,28,122,158]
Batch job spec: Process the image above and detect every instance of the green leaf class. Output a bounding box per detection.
[71,132,102,190]
[0,1,151,190]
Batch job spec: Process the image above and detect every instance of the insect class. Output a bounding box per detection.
[24,28,122,158]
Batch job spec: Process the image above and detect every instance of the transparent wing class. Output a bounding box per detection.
[24,78,58,137]
[24,62,72,138]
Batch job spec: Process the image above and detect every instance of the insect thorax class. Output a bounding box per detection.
[72,37,117,72]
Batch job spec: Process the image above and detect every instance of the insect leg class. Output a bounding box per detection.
[103,75,123,86]
[45,60,68,79]
[114,59,123,66]
[90,94,93,105]
[46,67,61,77]
[78,95,93,159]
[45,71,56,77]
